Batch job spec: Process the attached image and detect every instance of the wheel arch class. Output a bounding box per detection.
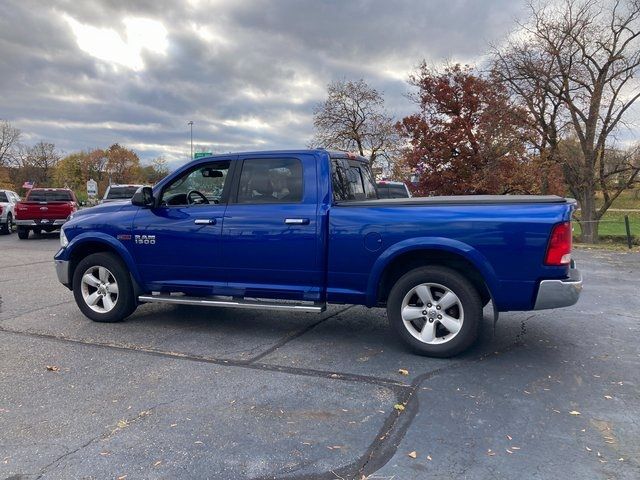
[367,238,498,307]
[66,233,144,294]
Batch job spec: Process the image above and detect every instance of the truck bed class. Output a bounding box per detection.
[336,195,572,207]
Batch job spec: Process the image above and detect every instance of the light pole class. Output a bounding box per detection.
[188,120,194,159]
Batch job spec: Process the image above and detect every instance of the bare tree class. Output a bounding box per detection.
[13,141,61,186]
[494,0,640,242]
[310,79,400,175]
[0,120,21,168]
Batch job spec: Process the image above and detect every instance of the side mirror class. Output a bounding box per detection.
[132,186,155,208]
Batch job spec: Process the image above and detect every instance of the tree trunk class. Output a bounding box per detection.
[579,190,599,243]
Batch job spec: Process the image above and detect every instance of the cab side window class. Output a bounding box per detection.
[331,160,379,201]
[161,161,230,206]
[236,158,303,204]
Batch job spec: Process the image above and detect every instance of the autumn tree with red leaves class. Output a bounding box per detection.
[398,63,550,196]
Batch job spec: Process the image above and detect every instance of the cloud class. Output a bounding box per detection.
[1,0,532,168]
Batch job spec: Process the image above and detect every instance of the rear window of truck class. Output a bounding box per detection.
[27,190,73,202]
[106,186,140,200]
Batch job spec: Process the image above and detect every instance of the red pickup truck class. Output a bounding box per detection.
[15,188,77,239]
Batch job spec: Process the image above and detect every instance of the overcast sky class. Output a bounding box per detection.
[1,0,534,168]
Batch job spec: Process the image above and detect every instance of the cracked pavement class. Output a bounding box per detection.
[1,233,639,479]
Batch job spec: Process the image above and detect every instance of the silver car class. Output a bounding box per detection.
[0,189,20,234]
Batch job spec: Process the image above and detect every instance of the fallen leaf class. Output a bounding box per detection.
[487,449,495,456]
[398,369,409,376]
[153,461,162,467]
[116,420,128,429]
[394,404,405,411]
[117,476,127,480]
[408,451,417,459]
[427,455,432,461]
[170,423,177,427]
[619,458,624,461]
[511,446,520,450]
[569,410,581,416]
[585,446,592,452]
[506,435,512,441]
[46,365,59,372]
[604,395,613,400]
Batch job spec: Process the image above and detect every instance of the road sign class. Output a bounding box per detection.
[194,152,213,159]
[87,179,98,197]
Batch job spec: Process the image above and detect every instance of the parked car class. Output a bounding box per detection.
[15,188,77,239]
[0,189,20,234]
[54,150,582,357]
[376,180,412,199]
[102,184,145,203]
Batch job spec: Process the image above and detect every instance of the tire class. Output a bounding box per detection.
[72,252,137,323]
[387,266,483,358]
[0,213,12,234]
[17,226,29,239]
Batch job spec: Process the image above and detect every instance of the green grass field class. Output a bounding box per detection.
[574,189,640,242]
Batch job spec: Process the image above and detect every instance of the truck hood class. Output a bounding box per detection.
[72,200,133,218]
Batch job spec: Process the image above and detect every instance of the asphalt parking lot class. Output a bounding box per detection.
[1,233,639,480]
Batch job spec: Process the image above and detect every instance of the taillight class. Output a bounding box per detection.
[545,222,572,266]
[0,206,3,214]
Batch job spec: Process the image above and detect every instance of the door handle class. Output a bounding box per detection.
[194,219,217,225]
[284,218,310,225]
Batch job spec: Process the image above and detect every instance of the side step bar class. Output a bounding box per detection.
[138,294,326,313]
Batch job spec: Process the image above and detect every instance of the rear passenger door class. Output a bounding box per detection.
[221,153,322,301]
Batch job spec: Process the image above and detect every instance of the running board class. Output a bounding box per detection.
[137,294,326,313]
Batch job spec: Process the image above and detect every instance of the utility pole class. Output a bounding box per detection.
[188,120,194,160]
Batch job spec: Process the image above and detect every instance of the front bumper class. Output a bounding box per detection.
[55,259,70,288]
[534,261,583,310]
[16,219,67,227]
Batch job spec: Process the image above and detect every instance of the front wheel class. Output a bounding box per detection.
[72,252,137,322]
[387,266,483,357]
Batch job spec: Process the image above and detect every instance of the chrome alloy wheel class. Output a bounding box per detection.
[80,266,119,313]
[400,283,464,345]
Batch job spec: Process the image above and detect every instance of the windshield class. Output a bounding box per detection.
[27,190,73,202]
[331,159,378,201]
[106,186,140,200]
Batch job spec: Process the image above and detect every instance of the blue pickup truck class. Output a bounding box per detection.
[54,150,582,357]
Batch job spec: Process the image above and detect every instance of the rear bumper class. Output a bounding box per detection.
[55,258,71,288]
[15,219,66,227]
[534,261,583,310]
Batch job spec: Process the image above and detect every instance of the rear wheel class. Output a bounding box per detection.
[387,266,482,357]
[72,252,137,322]
[0,213,12,234]
[17,226,29,239]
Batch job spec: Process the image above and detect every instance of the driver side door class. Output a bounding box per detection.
[132,157,237,295]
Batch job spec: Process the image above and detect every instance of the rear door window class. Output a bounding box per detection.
[236,158,303,204]
[0,192,7,202]
[331,160,378,201]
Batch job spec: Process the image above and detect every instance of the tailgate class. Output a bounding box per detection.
[16,202,72,220]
